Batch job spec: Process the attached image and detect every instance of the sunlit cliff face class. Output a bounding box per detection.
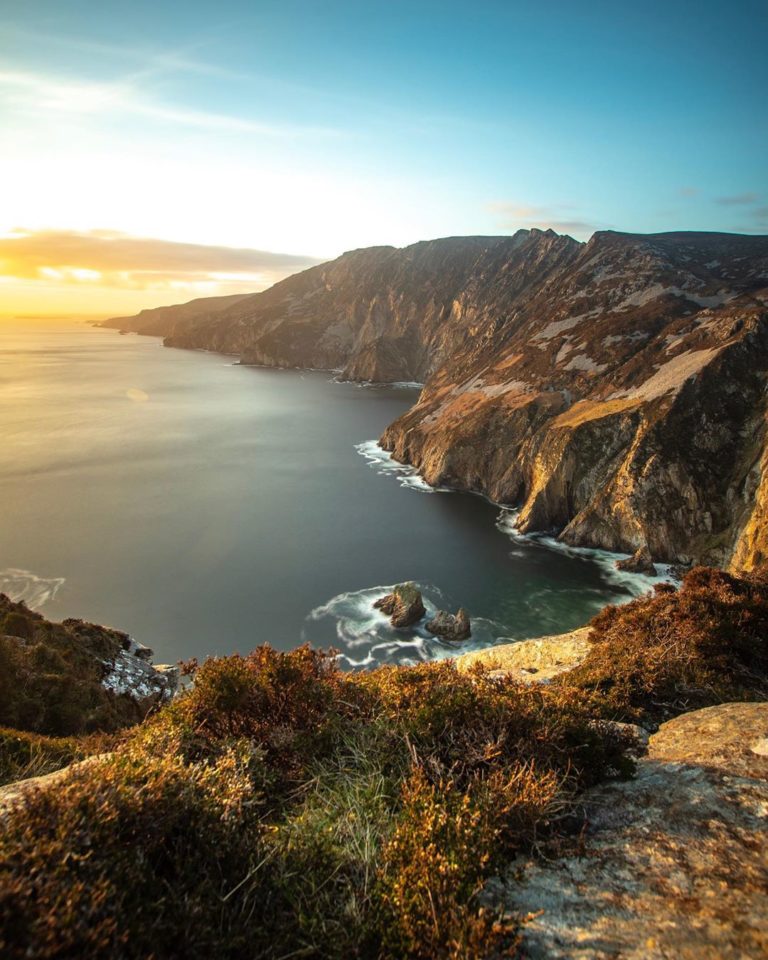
[0,229,323,318]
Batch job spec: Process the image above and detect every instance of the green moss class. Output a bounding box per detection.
[392,581,421,604]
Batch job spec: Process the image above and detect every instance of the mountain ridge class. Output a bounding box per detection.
[103,230,768,569]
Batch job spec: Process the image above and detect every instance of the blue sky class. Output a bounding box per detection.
[1,0,766,313]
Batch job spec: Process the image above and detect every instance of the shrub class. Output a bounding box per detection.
[0,646,634,959]
[560,566,768,724]
[376,765,556,958]
[0,743,268,960]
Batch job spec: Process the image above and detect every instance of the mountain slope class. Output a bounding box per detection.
[107,230,768,568]
[101,292,250,338]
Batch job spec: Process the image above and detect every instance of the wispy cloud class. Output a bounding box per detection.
[0,229,322,291]
[0,68,340,138]
[488,202,602,238]
[715,192,760,206]
[678,186,698,197]
[0,23,246,82]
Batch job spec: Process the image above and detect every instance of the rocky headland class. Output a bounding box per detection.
[103,229,768,571]
[0,593,177,738]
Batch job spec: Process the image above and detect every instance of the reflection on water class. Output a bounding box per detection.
[0,320,657,666]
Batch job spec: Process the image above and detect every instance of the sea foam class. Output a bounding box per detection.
[306,582,504,668]
[0,568,66,609]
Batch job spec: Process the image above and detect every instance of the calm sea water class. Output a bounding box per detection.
[0,320,657,667]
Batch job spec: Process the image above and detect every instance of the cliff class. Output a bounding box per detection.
[106,230,768,568]
[100,292,249,338]
[0,593,176,737]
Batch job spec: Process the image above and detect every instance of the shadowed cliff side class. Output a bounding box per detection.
[105,230,768,568]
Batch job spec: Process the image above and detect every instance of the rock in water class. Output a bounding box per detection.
[373,583,426,628]
[616,545,657,575]
[426,607,471,641]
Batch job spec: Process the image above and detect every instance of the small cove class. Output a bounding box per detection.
[0,320,657,667]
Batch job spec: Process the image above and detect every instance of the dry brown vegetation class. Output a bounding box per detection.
[562,566,768,724]
[0,567,766,958]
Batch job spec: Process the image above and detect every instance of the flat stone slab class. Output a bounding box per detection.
[498,702,768,959]
[456,627,592,682]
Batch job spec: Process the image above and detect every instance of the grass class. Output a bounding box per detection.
[1,566,766,958]
[0,728,115,786]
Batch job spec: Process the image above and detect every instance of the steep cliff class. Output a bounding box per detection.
[101,292,249,337]
[107,230,768,567]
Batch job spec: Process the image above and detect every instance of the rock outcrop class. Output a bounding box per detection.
[457,626,592,681]
[0,594,175,735]
[500,702,768,959]
[615,545,656,575]
[425,607,471,641]
[373,583,426,628]
[105,230,768,570]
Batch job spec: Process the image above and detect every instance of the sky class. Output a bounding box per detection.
[1,0,766,317]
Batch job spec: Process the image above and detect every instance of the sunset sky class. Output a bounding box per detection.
[1,0,766,318]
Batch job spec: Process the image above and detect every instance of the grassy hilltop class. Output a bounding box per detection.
[1,567,767,959]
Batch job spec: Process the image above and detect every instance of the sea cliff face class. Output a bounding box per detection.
[105,230,768,568]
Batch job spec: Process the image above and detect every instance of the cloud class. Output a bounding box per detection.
[678,186,698,197]
[488,202,601,238]
[0,69,340,138]
[0,229,323,291]
[715,192,760,206]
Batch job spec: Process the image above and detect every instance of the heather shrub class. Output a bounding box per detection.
[376,765,557,958]
[561,566,768,724]
[0,646,633,959]
[0,728,113,786]
[0,743,268,960]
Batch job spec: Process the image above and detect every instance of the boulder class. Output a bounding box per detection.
[425,607,471,641]
[496,702,768,959]
[616,545,656,576]
[373,583,425,628]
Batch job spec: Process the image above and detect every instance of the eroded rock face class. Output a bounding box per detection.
[373,583,426,628]
[107,230,768,569]
[499,702,768,959]
[616,545,656,575]
[425,607,471,641]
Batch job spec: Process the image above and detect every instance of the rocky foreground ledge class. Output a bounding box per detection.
[458,636,768,958]
[500,702,768,959]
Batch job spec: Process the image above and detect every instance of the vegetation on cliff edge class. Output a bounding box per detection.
[1,567,767,958]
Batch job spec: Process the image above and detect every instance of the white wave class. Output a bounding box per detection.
[495,509,673,600]
[0,568,65,609]
[306,582,501,668]
[354,440,439,493]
